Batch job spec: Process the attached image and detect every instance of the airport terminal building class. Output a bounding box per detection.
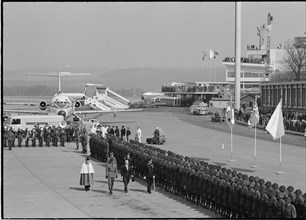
[260,80,306,113]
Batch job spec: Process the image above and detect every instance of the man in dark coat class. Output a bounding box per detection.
[115,126,120,137]
[121,126,126,141]
[126,127,131,142]
[145,158,154,193]
[121,159,132,192]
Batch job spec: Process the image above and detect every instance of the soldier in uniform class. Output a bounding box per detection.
[30,128,36,147]
[3,126,8,148]
[54,127,59,147]
[7,128,15,150]
[293,189,304,218]
[16,128,24,147]
[283,196,297,218]
[36,126,43,147]
[24,128,31,147]
[45,127,51,147]
[59,127,66,147]
[81,128,88,153]
[74,126,80,150]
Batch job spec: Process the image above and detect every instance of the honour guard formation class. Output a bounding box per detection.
[89,127,306,219]
[3,121,306,218]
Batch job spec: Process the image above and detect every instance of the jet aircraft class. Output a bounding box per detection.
[3,72,142,121]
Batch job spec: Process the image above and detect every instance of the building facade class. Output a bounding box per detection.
[260,81,306,113]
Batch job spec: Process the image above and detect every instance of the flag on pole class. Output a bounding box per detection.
[226,97,235,129]
[265,99,285,140]
[202,51,207,61]
[214,51,219,59]
[209,49,214,59]
[249,97,259,126]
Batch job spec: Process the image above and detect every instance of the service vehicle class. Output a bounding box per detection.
[4,115,65,131]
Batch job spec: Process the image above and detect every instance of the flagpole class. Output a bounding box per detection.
[276,136,285,174]
[209,61,211,82]
[214,60,217,82]
[228,127,235,162]
[251,125,260,168]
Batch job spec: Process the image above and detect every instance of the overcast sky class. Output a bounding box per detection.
[3,2,305,71]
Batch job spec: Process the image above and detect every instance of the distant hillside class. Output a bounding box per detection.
[3,66,226,95]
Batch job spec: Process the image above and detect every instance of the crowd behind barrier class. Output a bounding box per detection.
[90,133,306,218]
[235,109,306,133]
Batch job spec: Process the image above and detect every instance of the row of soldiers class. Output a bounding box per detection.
[2,125,88,150]
[89,134,306,218]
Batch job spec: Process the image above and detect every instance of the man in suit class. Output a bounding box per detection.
[121,159,132,193]
[145,158,154,193]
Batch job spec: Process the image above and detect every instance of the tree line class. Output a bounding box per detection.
[3,84,145,97]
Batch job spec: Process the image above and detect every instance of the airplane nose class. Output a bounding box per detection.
[58,110,66,118]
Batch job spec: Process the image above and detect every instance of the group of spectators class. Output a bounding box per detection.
[89,133,306,218]
[235,109,306,133]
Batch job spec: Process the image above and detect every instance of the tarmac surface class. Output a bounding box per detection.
[2,144,220,218]
[2,106,306,218]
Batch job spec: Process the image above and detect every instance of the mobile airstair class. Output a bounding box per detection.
[82,84,130,111]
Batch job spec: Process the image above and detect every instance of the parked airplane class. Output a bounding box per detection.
[3,72,142,121]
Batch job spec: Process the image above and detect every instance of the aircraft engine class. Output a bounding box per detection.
[39,101,48,110]
[74,101,81,109]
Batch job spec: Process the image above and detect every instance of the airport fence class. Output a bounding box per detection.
[89,134,305,218]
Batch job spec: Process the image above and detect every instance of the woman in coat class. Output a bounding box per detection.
[80,157,95,191]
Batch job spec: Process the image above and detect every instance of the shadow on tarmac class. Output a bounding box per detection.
[69,187,86,191]
[129,188,147,193]
[91,189,110,194]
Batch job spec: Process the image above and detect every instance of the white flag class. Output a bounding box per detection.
[265,99,285,140]
[249,98,259,126]
[209,49,214,59]
[225,97,235,129]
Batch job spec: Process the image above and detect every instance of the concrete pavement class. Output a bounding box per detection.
[2,144,220,218]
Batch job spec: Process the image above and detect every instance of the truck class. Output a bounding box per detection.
[4,115,65,131]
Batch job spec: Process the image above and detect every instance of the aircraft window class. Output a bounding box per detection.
[11,119,21,125]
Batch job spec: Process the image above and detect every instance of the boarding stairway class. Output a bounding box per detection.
[83,84,130,111]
